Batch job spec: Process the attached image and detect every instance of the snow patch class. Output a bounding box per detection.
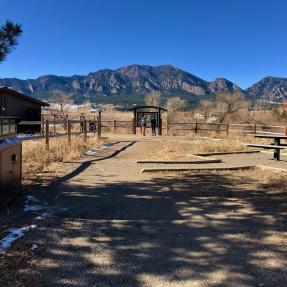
[31,244,38,251]
[24,204,44,212]
[26,195,39,202]
[0,225,37,254]
[84,142,115,156]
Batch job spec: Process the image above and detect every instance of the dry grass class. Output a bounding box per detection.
[253,168,287,190]
[139,134,263,160]
[22,135,102,182]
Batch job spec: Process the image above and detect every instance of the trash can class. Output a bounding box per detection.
[0,117,22,207]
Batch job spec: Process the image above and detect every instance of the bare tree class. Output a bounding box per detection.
[50,91,73,119]
[145,91,161,106]
[165,97,186,112]
[215,92,248,124]
[198,100,214,123]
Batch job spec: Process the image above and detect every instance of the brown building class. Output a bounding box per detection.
[0,87,49,133]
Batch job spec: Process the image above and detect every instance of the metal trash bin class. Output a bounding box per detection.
[0,117,22,207]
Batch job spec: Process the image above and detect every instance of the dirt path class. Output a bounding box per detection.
[2,136,287,287]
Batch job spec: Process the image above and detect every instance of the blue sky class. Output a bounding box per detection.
[0,0,286,88]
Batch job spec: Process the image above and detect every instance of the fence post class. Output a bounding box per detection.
[195,122,198,133]
[166,116,169,136]
[93,116,96,136]
[68,120,71,147]
[285,127,287,136]
[113,120,117,133]
[253,122,257,134]
[41,115,44,135]
[45,120,49,150]
[226,122,229,135]
[64,115,68,131]
[97,110,102,140]
[53,115,56,135]
[83,119,87,142]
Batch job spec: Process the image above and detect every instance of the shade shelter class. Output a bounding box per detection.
[128,105,167,135]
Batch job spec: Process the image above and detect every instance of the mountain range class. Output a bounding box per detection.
[0,64,286,105]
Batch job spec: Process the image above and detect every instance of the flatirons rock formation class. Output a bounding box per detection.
[246,76,287,102]
[0,65,245,102]
[0,65,286,103]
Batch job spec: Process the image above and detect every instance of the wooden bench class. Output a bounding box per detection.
[245,144,287,160]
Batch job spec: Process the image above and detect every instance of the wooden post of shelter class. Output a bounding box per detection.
[158,110,162,136]
[83,119,87,142]
[45,120,49,150]
[285,126,287,136]
[67,120,71,147]
[97,110,102,140]
[253,122,257,134]
[132,110,136,134]
[166,115,169,136]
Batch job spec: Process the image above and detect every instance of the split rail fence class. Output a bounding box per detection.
[18,114,287,150]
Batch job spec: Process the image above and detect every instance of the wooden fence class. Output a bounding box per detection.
[18,111,102,150]
[18,114,287,149]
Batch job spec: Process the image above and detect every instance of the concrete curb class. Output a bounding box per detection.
[136,159,222,164]
[140,165,255,173]
[194,150,260,156]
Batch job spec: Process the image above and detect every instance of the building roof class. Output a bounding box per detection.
[0,87,49,107]
[128,105,167,112]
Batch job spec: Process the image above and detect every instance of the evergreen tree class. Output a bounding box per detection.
[0,20,22,62]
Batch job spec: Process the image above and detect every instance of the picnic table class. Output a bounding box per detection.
[246,134,287,160]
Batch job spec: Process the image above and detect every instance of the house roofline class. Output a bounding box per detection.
[0,87,49,107]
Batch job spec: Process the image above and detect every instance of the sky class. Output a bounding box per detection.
[0,0,286,88]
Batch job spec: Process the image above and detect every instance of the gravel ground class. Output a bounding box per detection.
[1,135,287,287]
